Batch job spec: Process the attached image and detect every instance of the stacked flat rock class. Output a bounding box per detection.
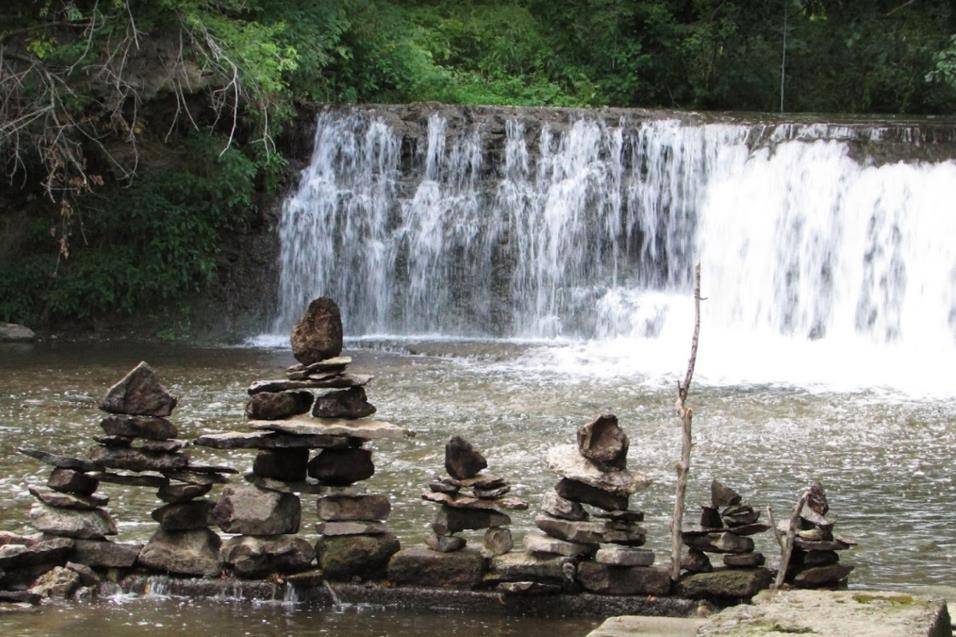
[780,482,855,588]
[680,480,771,575]
[195,297,406,580]
[523,415,668,596]
[94,362,228,577]
[421,436,528,557]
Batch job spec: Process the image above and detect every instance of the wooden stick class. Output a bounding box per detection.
[670,263,701,582]
[766,505,784,550]
[773,490,810,593]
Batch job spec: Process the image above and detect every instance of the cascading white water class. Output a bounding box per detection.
[271,108,956,394]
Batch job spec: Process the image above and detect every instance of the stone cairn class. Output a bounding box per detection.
[421,436,526,556]
[680,480,771,575]
[194,297,407,580]
[521,415,670,596]
[780,482,855,588]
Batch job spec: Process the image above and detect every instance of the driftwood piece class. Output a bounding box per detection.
[670,263,701,582]
[773,490,811,593]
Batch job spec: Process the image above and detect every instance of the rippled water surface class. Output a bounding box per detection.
[0,339,953,633]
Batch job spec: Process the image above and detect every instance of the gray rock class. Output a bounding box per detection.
[245,390,314,420]
[541,492,588,521]
[243,473,326,495]
[439,474,507,489]
[682,547,713,573]
[194,430,349,450]
[151,499,214,531]
[315,532,400,581]
[523,532,596,558]
[555,478,628,511]
[47,469,98,496]
[316,521,388,536]
[137,528,221,577]
[28,486,108,510]
[252,448,309,482]
[724,552,765,568]
[722,504,760,527]
[595,546,655,567]
[676,567,773,600]
[432,505,510,534]
[482,527,513,556]
[445,436,487,480]
[307,448,374,485]
[161,470,230,486]
[100,415,178,440]
[0,538,73,569]
[29,566,81,598]
[577,414,629,470]
[157,482,212,503]
[795,549,840,566]
[387,546,485,589]
[0,322,35,342]
[425,532,466,552]
[576,562,671,596]
[700,506,723,529]
[791,564,854,587]
[535,515,605,544]
[726,522,771,536]
[485,551,574,585]
[682,531,754,554]
[220,535,316,578]
[0,591,41,605]
[88,446,189,472]
[291,297,343,364]
[711,480,742,508]
[0,531,38,547]
[594,509,644,523]
[317,494,391,521]
[602,522,647,547]
[248,375,372,394]
[17,448,101,473]
[422,490,528,511]
[287,356,351,376]
[429,480,460,495]
[547,445,649,497]
[70,540,140,568]
[793,536,853,552]
[312,386,376,419]
[100,362,177,417]
[29,503,116,539]
[65,561,100,586]
[212,485,300,536]
[90,471,169,488]
[497,581,562,595]
[249,414,405,440]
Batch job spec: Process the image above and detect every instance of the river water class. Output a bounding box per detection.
[1,338,953,634]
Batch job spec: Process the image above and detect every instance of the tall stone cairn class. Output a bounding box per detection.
[518,414,669,596]
[680,480,772,575]
[779,482,855,588]
[194,297,407,581]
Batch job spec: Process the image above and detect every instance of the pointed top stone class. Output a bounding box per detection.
[577,414,629,471]
[710,480,741,508]
[291,297,343,364]
[445,436,488,480]
[100,362,177,417]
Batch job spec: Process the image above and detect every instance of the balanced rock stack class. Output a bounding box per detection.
[522,415,668,596]
[782,482,855,588]
[421,436,526,556]
[680,480,771,575]
[194,297,406,580]
[92,362,230,577]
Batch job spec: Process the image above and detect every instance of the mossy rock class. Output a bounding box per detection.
[676,567,773,600]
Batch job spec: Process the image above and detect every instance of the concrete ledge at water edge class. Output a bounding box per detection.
[692,589,951,637]
[0,323,36,343]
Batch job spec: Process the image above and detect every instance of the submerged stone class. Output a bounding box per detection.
[387,546,485,589]
[100,362,177,417]
[315,532,400,581]
[291,297,344,364]
[444,436,488,480]
[137,528,221,577]
[220,535,316,578]
[577,414,629,470]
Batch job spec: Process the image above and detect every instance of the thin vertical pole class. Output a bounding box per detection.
[780,0,788,113]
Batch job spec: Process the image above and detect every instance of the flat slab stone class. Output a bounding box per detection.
[547,445,650,496]
[422,490,528,511]
[0,538,73,569]
[576,562,671,596]
[523,531,596,558]
[675,567,772,600]
[249,413,408,440]
[317,494,391,521]
[71,539,141,568]
[29,503,116,539]
[162,470,231,486]
[194,430,349,450]
[485,550,575,586]
[29,486,108,510]
[497,581,562,595]
[595,546,655,567]
[243,472,327,494]
[88,445,189,472]
[317,521,389,536]
[387,546,485,589]
[17,448,101,472]
[100,415,178,440]
[90,471,169,488]
[682,531,754,554]
[697,590,952,637]
[587,615,705,637]
[556,478,629,511]
[248,374,372,395]
[287,356,352,374]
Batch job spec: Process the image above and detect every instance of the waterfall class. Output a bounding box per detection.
[271,107,956,392]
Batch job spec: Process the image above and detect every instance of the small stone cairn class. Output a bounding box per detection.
[780,482,855,588]
[194,297,407,580]
[680,480,771,575]
[521,415,669,596]
[421,436,527,556]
